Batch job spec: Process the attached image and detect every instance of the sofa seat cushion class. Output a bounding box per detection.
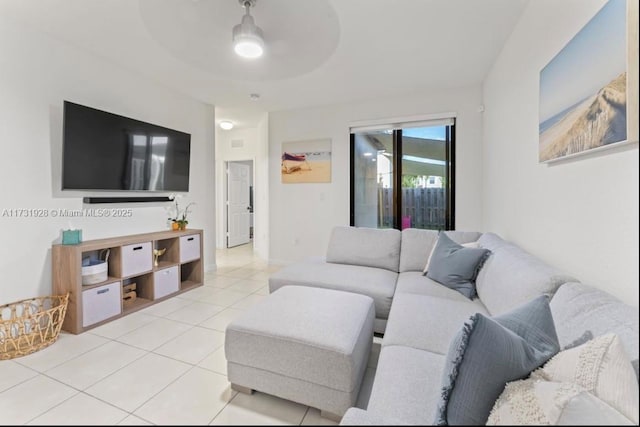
[365,345,445,425]
[340,408,402,425]
[382,293,489,355]
[326,226,401,272]
[476,233,577,316]
[396,272,476,303]
[269,257,397,320]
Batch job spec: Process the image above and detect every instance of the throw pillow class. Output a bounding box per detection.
[434,295,559,425]
[425,233,490,299]
[531,333,639,424]
[423,240,480,274]
[487,378,635,425]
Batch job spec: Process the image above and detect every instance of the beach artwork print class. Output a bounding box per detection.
[539,0,628,162]
[281,139,332,183]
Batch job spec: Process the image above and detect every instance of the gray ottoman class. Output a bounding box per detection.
[225,285,375,420]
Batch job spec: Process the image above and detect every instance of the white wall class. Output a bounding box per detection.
[482,0,639,304]
[268,86,484,264]
[0,17,216,303]
[215,115,269,260]
[256,116,270,261]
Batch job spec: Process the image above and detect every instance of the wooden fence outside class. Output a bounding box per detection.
[379,187,446,230]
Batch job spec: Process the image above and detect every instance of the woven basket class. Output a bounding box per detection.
[0,293,69,360]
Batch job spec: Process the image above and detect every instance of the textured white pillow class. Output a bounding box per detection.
[531,333,639,424]
[487,378,634,425]
[423,240,480,274]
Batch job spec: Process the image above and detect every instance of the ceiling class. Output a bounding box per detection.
[1,0,528,128]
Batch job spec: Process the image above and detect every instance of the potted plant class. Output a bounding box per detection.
[167,200,195,231]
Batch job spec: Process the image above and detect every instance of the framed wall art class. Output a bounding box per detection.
[281,139,332,183]
[539,0,638,162]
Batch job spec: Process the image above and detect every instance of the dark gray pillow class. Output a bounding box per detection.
[425,232,490,299]
[434,295,560,425]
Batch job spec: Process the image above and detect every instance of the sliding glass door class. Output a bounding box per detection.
[350,119,455,230]
[351,130,395,228]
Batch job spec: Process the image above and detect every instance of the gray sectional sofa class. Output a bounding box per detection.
[269,227,639,425]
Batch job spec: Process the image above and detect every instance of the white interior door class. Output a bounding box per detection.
[227,162,251,248]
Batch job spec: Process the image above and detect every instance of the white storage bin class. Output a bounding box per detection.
[180,234,200,263]
[82,260,108,285]
[82,282,121,327]
[154,266,179,299]
[121,242,152,277]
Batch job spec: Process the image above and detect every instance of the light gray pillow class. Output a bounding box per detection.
[434,295,560,425]
[425,232,490,299]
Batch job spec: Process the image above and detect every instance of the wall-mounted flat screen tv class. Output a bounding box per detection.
[62,101,191,192]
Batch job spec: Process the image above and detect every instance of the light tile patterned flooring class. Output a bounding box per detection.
[0,244,380,425]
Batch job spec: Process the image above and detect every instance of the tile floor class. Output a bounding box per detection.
[0,243,380,425]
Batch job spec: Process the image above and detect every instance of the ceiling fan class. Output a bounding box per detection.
[232,0,264,58]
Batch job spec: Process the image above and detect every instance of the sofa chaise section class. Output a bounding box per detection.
[270,227,402,333]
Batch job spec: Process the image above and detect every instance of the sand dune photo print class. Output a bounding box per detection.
[539,0,631,162]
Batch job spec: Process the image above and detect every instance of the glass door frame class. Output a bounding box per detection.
[350,122,456,230]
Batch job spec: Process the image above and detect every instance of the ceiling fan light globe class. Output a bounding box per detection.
[232,17,264,59]
[233,39,264,58]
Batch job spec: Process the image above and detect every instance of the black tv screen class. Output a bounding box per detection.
[62,101,191,192]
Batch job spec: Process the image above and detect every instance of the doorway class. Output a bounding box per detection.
[226,160,254,248]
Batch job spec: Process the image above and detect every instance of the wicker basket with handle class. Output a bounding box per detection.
[0,293,69,360]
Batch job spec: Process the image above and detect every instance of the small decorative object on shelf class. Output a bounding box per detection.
[153,248,166,267]
[122,283,137,304]
[81,249,110,286]
[62,228,82,245]
[0,293,69,360]
[167,197,195,231]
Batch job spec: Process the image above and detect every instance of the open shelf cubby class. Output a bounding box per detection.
[180,259,203,290]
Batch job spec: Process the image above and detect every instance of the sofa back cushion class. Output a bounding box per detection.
[550,282,639,380]
[399,229,482,273]
[326,226,401,272]
[476,233,576,316]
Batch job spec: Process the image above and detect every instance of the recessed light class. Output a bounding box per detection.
[363,152,373,157]
[220,121,234,130]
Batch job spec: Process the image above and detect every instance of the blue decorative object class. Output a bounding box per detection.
[62,229,82,245]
